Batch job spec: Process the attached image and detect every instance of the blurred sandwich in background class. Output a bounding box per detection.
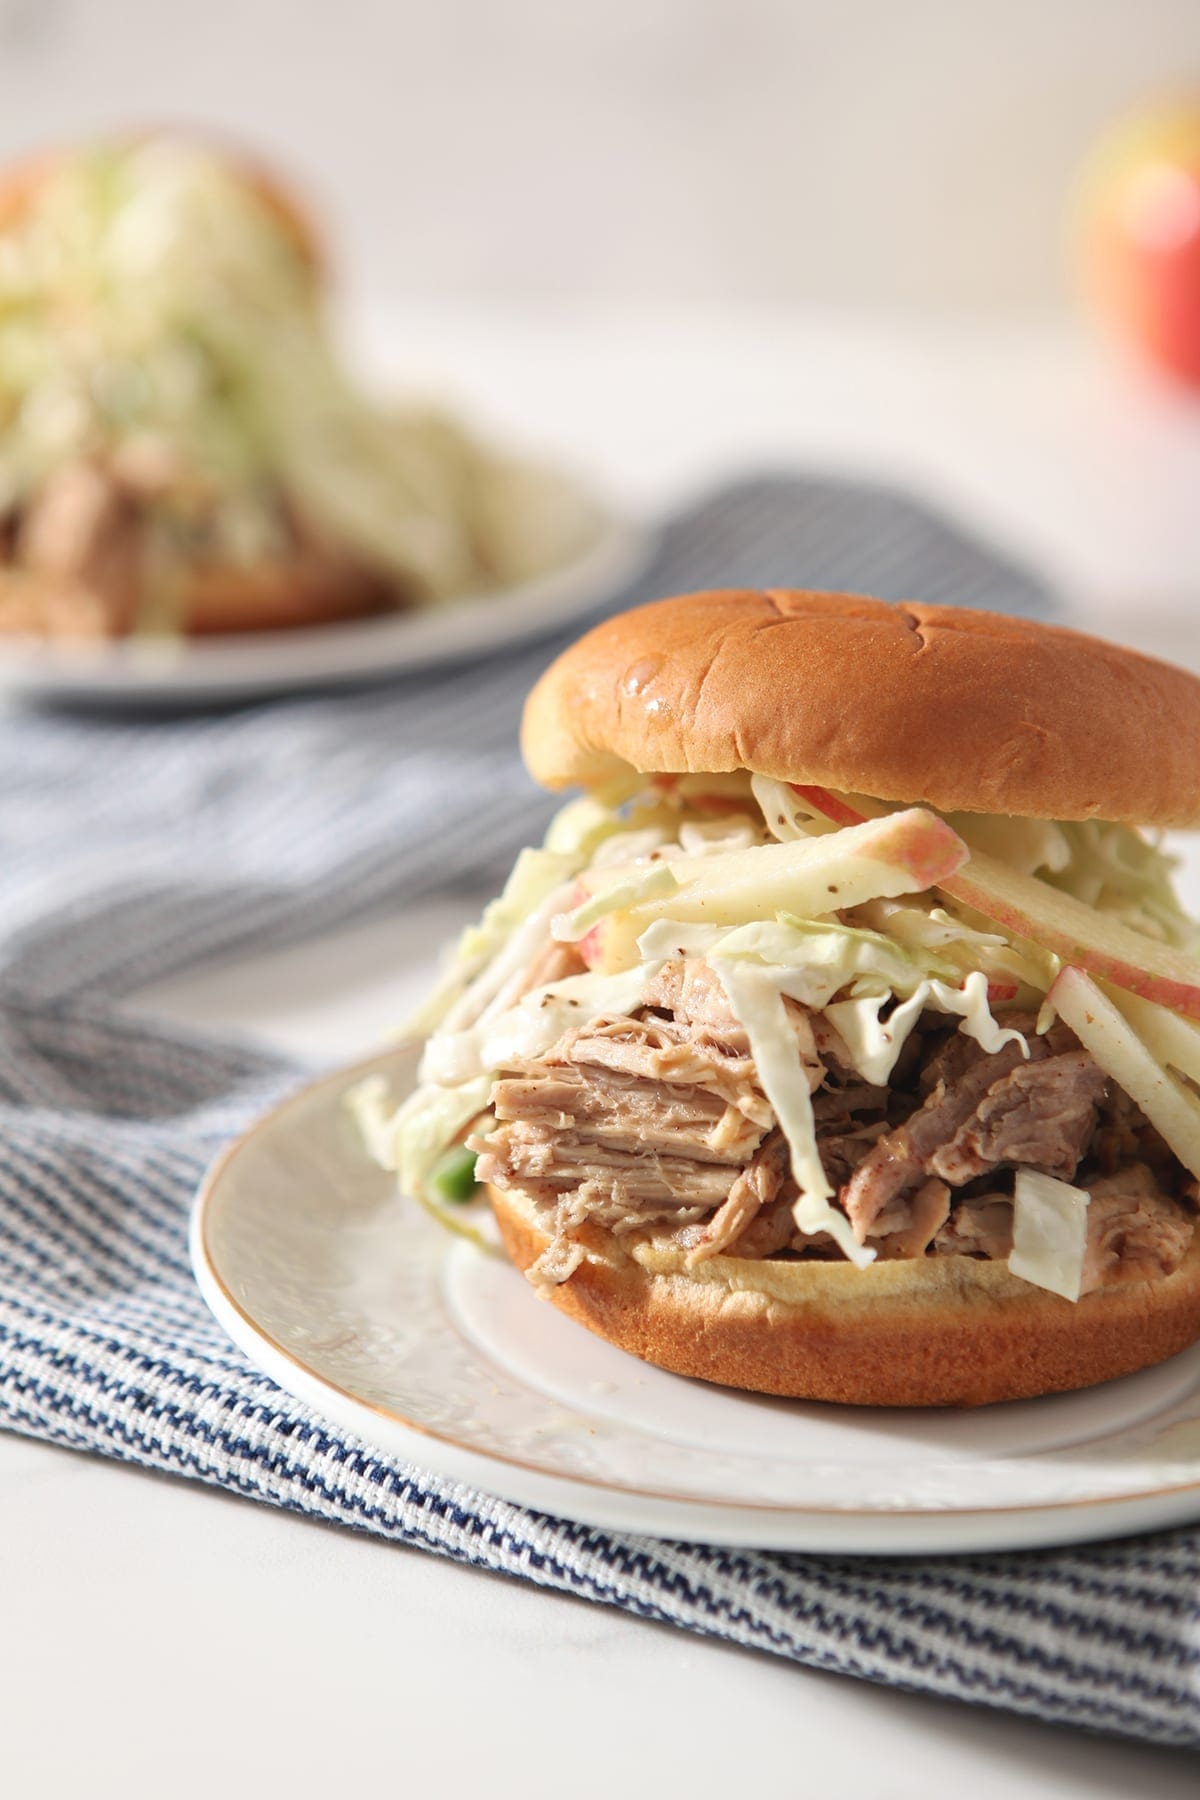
[0,131,589,639]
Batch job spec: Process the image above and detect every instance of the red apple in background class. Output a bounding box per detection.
[1082,100,1200,390]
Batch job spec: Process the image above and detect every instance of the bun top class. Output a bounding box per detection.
[521,589,1200,826]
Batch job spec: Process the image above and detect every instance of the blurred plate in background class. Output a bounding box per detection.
[0,489,648,708]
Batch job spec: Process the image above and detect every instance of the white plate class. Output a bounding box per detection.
[0,495,648,706]
[192,1044,1200,1553]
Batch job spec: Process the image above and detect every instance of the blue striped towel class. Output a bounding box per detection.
[1,476,1196,1750]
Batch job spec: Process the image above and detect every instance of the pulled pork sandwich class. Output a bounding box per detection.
[0,134,588,638]
[358,589,1200,1406]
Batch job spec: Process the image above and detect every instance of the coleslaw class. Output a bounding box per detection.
[358,772,1200,1302]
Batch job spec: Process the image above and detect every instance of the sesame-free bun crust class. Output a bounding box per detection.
[521,589,1200,827]
[489,1183,1200,1407]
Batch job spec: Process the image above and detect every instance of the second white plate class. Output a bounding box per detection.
[0,495,648,706]
[192,1045,1200,1553]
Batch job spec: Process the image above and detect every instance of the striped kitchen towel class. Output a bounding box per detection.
[4,474,1197,1751]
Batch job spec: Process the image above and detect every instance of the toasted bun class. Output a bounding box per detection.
[0,557,390,639]
[179,558,390,635]
[521,589,1200,827]
[490,1183,1200,1407]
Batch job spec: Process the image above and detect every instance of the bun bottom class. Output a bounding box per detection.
[181,559,393,635]
[488,1184,1200,1408]
[0,558,393,639]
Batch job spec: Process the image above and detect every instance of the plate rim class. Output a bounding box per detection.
[190,1046,1200,1550]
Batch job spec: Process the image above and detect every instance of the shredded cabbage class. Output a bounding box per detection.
[696,915,927,1005]
[676,816,764,855]
[542,795,630,859]
[851,898,1052,993]
[542,788,761,867]
[636,913,1021,1088]
[420,965,656,1088]
[711,958,875,1268]
[348,1071,492,1213]
[589,827,672,868]
[634,919,729,962]
[946,813,1071,878]
[751,775,883,840]
[1046,822,1198,950]
[1010,1170,1090,1302]
[406,848,581,1036]
[662,772,758,806]
[633,913,977,1013]
[346,1076,493,1249]
[554,864,679,942]
[825,972,1027,1087]
[750,775,823,842]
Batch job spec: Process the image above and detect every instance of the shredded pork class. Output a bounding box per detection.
[473,960,1197,1292]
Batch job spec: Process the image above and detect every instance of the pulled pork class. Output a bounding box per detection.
[473,961,1197,1292]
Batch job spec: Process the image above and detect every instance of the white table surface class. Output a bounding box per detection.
[6,310,1200,1796]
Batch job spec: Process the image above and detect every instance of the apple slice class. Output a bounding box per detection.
[1048,967,1200,1179]
[789,784,875,828]
[942,849,1200,1020]
[789,784,1200,1017]
[579,808,969,972]
[1103,986,1200,1087]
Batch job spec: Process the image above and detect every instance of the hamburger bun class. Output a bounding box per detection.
[522,588,1200,828]
[491,1182,1200,1407]
[496,589,1200,1404]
